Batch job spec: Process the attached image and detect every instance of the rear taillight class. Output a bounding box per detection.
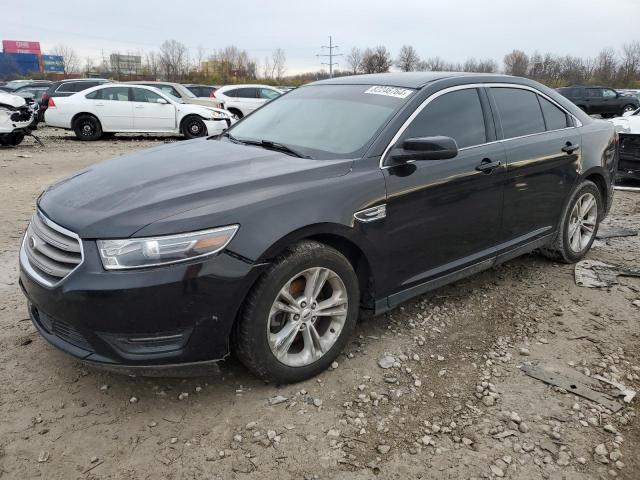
[48,98,56,108]
[210,90,217,98]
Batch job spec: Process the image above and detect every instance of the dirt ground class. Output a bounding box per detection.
[0,129,639,480]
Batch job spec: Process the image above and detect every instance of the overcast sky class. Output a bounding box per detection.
[2,0,640,74]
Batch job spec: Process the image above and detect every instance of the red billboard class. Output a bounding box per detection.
[3,40,41,55]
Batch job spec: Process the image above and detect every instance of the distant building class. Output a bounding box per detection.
[110,54,142,76]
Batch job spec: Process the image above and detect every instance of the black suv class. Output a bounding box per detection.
[40,78,110,121]
[558,85,639,117]
[19,73,617,383]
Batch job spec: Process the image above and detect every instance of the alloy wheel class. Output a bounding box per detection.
[568,192,597,253]
[267,267,348,367]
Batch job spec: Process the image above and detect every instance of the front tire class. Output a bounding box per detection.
[540,180,602,263]
[234,241,359,384]
[0,132,25,146]
[181,116,207,139]
[73,114,102,141]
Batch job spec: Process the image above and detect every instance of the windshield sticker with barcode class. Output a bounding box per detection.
[364,86,413,99]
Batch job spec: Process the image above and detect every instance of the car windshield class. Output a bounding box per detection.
[176,84,196,98]
[226,84,415,159]
[163,91,184,103]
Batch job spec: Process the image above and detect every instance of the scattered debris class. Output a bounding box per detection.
[521,364,623,412]
[596,224,638,239]
[268,395,288,406]
[594,375,637,404]
[574,260,640,288]
[377,354,396,369]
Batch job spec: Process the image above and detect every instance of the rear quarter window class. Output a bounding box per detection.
[539,96,570,131]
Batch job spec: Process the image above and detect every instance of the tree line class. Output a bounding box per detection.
[20,40,640,89]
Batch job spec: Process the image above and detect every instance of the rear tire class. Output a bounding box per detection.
[539,180,602,263]
[621,104,637,115]
[228,108,243,119]
[233,241,359,384]
[73,114,102,141]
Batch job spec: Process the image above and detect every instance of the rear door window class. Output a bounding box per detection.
[234,88,259,98]
[402,88,487,149]
[491,88,546,139]
[538,96,570,131]
[101,87,130,101]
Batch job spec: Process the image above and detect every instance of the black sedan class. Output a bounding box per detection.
[19,72,618,383]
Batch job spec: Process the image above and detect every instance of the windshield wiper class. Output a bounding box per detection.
[253,139,310,158]
[220,134,310,158]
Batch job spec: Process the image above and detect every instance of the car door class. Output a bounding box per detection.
[585,88,605,114]
[489,86,580,248]
[381,87,506,296]
[130,87,176,131]
[602,88,619,114]
[87,86,134,131]
[236,88,261,113]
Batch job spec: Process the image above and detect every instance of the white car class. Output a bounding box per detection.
[45,84,236,141]
[609,108,640,181]
[0,91,38,146]
[213,84,283,118]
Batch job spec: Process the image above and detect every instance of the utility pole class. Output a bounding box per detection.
[316,35,343,78]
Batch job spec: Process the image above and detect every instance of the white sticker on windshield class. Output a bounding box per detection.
[364,86,413,99]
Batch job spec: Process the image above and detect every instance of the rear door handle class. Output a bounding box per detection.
[135,105,144,109]
[95,103,104,107]
[475,158,502,173]
[561,142,580,154]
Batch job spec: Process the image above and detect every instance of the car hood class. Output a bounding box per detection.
[38,138,353,238]
[0,91,26,108]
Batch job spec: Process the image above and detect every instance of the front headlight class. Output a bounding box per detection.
[209,111,228,120]
[97,225,239,270]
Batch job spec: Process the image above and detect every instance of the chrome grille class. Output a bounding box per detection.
[21,211,83,287]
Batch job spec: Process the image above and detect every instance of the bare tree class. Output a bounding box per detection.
[84,57,94,75]
[593,48,617,84]
[159,39,189,81]
[271,48,286,80]
[361,46,393,74]
[503,49,529,76]
[619,41,640,86]
[345,47,363,75]
[262,55,272,79]
[51,44,80,75]
[144,51,161,79]
[396,45,420,72]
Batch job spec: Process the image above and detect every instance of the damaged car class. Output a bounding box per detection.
[0,90,38,146]
[20,73,618,383]
[610,108,640,181]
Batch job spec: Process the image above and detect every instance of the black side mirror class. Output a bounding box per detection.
[391,136,459,162]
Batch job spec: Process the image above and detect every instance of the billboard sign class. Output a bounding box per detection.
[110,53,142,75]
[3,40,41,55]
[42,54,65,72]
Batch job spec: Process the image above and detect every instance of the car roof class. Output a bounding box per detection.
[219,84,280,90]
[128,81,180,86]
[309,72,517,89]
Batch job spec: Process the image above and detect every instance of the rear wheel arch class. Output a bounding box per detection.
[71,112,100,129]
[582,170,609,218]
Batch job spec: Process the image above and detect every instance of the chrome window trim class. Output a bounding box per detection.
[380,82,583,169]
[19,210,85,289]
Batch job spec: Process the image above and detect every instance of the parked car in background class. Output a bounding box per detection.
[609,108,640,180]
[128,81,225,109]
[41,79,111,122]
[21,73,617,383]
[45,84,235,140]
[214,84,283,118]
[557,85,639,117]
[0,91,39,146]
[184,84,218,98]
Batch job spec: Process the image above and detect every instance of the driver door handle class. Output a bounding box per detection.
[475,158,502,173]
[561,142,580,154]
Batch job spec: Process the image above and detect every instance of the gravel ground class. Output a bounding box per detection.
[0,128,639,480]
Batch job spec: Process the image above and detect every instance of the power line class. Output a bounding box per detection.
[316,35,342,78]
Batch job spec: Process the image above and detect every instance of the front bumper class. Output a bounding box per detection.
[204,116,237,136]
[20,239,265,368]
